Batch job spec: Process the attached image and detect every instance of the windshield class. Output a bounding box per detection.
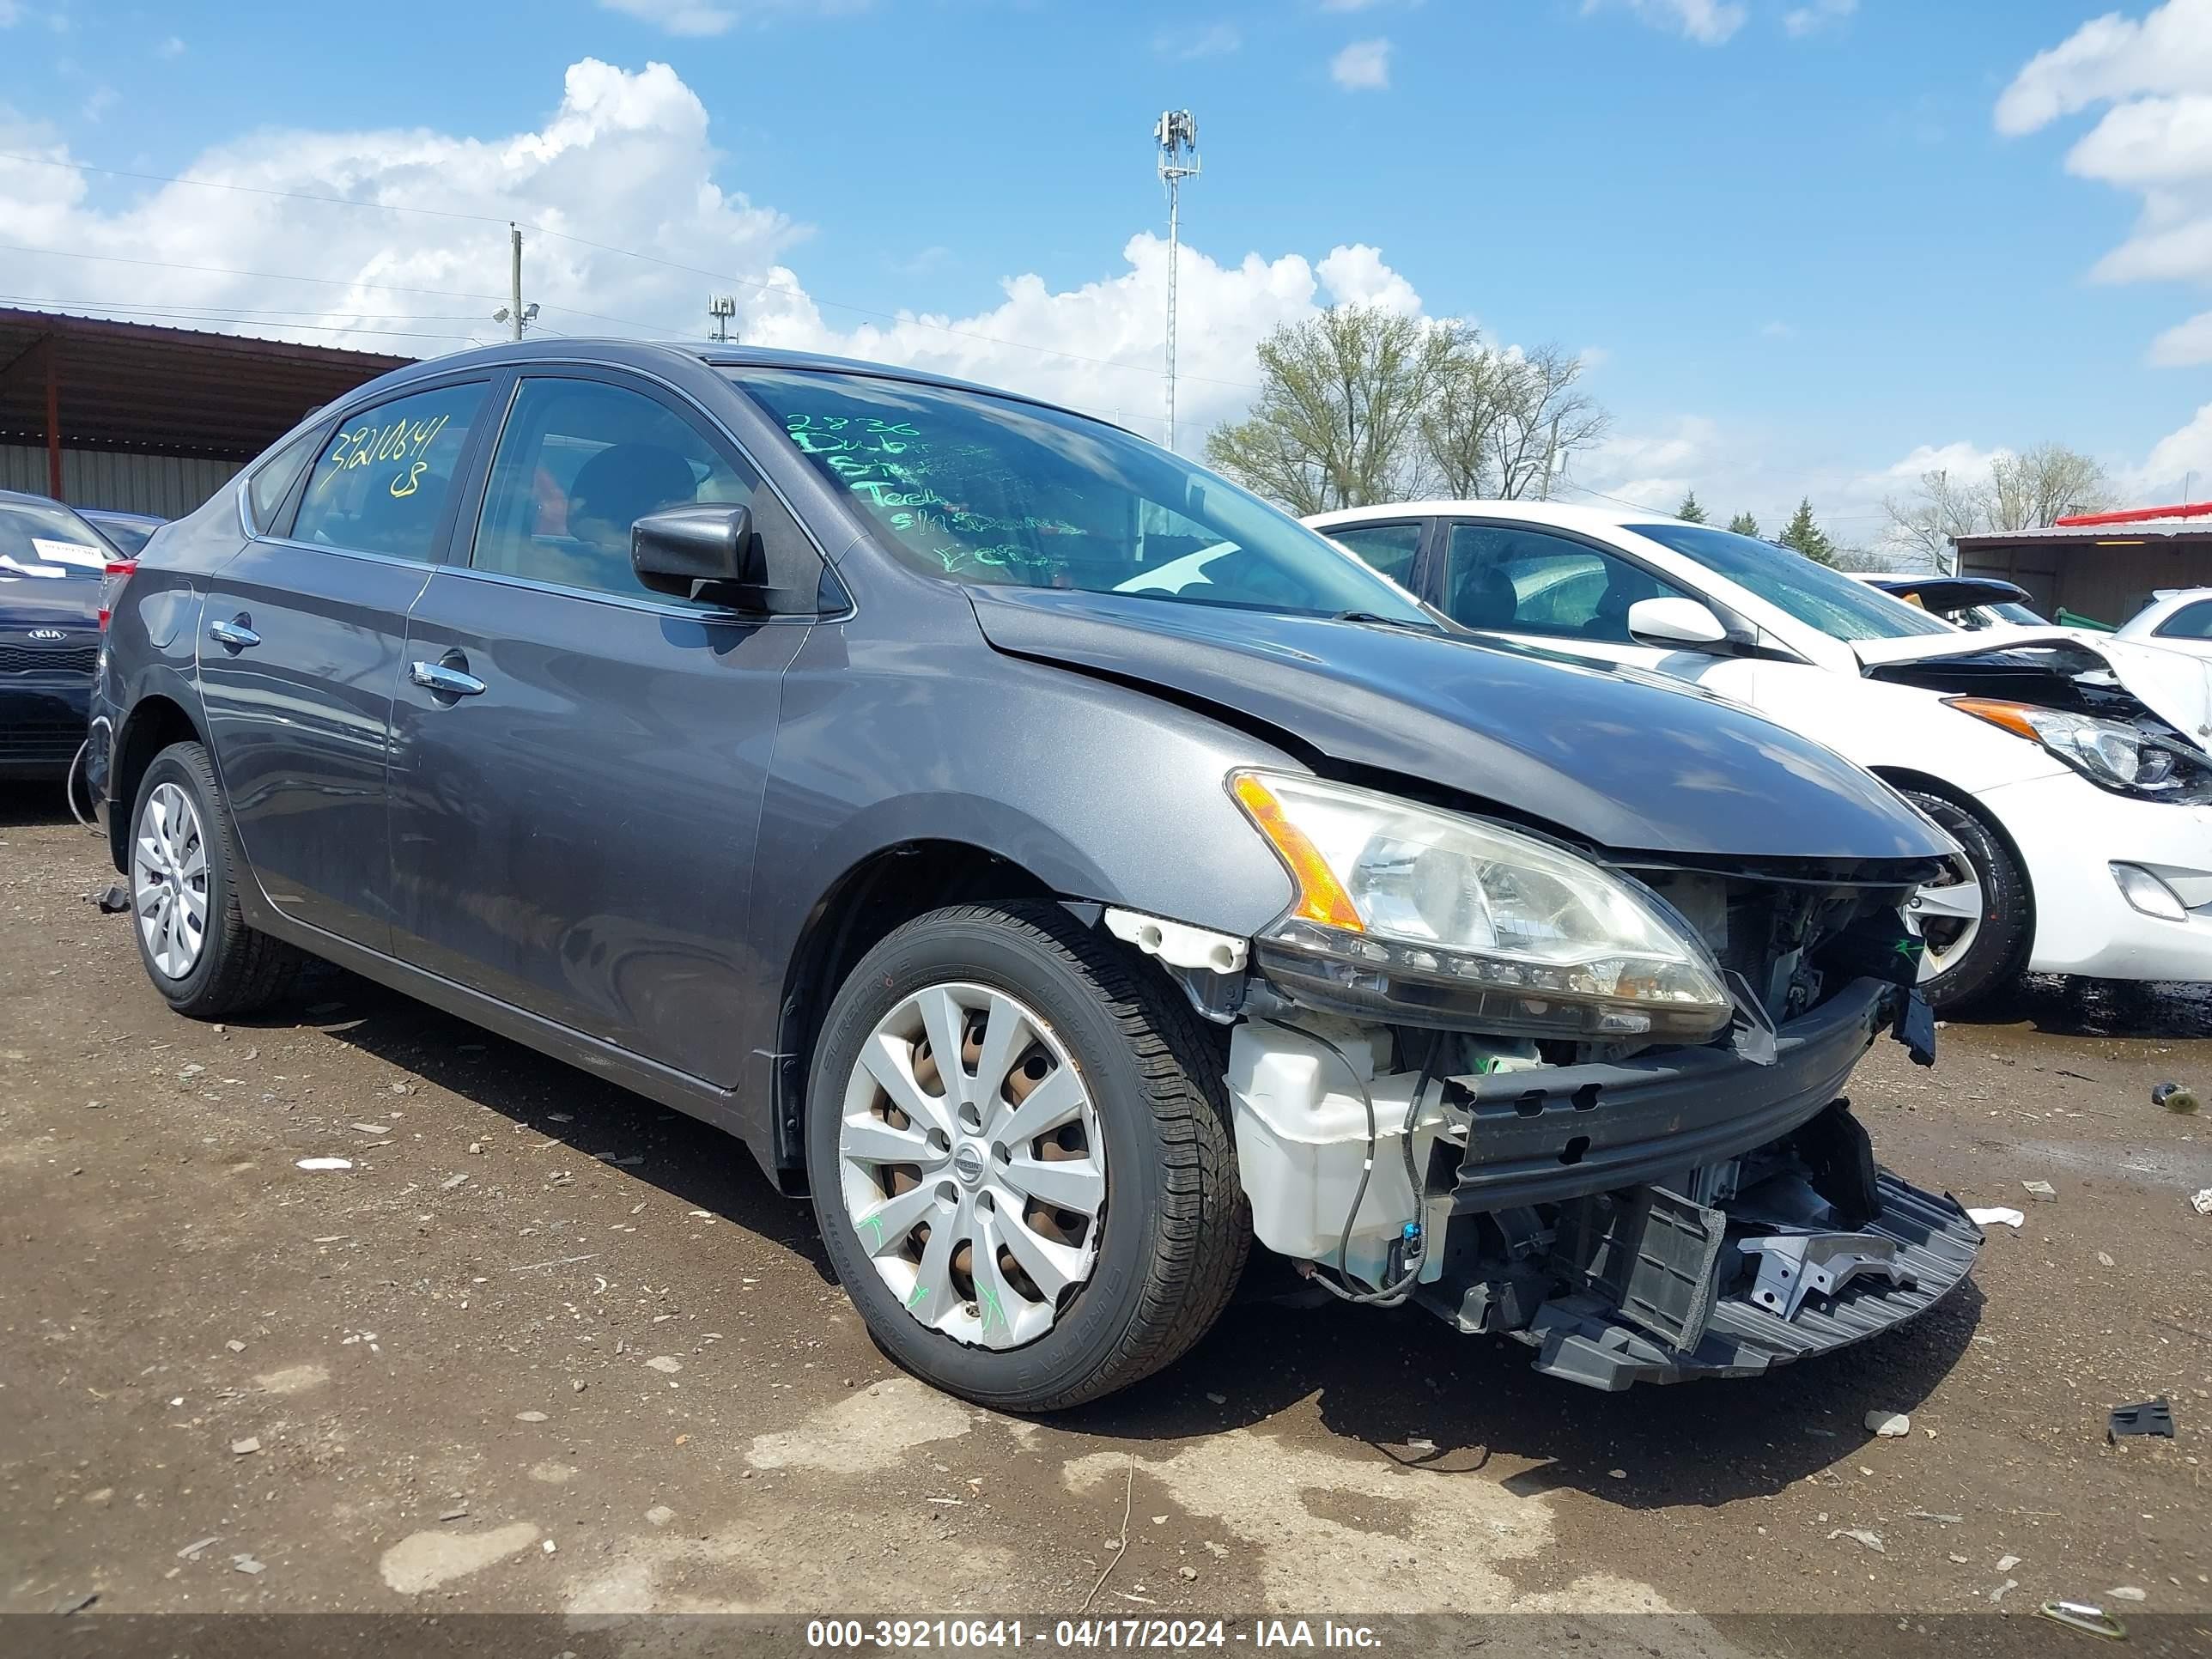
[1626,522,1954,641]
[729,368,1431,623]
[0,500,113,580]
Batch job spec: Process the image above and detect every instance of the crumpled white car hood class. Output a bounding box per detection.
[1854,628,2212,753]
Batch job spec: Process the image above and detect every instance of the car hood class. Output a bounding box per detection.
[1856,628,2212,751]
[969,586,1952,861]
[0,575,101,630]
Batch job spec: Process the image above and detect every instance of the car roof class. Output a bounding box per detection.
[1304,499,1673,535]
[0,487,72,508]
[342,337,1116,430]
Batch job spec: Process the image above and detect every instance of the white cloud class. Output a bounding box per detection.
[1783,0,1855,38]
[2150,307,2212,363]
[1155,22,1241,59]
[157,35,185,58]
[1583,0,1747,46]
[0,58,1443,453]
[1996,3,2212,368]
[597,0,738,36]
[1329,38,1392,91]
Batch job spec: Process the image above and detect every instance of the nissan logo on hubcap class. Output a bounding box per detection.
[952,1144,986,1186]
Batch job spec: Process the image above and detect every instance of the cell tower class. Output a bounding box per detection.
[1155,109,1200,453]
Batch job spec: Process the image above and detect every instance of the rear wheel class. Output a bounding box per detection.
[806,902,1247,1411]
[129,741,308,1019]
[1902,788,2031,1012]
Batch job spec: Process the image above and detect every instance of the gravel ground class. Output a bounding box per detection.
[3,782,2208,1643]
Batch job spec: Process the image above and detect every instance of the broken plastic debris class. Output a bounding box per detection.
[2108,1587,2148,1602]
[2021,1180,2057,1202]
[294,1158,352,1172]
[1997,1554,2022,1572]
[1966,1206,2025,1229]
[646,1356,683,1374]
[1990,1578,2019,1604]
[230,1437,260,1455]
[2153,1081,2199,1115]
[1866,1411,1910,1437]
[176,1537,220,1559]
[1828,1528,1885,1553]
[2192,1188,2212,1216]
[231,1554,264,1576]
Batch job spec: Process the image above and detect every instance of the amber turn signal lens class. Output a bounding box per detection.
[1945,697,2042,740]
[1230,773,1365,932]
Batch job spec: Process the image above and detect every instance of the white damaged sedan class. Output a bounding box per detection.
[1309,501,2212,1008]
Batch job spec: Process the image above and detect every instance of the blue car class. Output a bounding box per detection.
[0,489,109,780]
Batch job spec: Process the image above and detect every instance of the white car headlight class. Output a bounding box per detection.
[1229,770,1733,1040]
[1947,697,2212,801]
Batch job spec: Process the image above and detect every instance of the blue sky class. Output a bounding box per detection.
[4,0,2210,540]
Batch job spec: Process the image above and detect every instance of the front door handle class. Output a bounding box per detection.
[409,659,487,698]
[208,617,260,650]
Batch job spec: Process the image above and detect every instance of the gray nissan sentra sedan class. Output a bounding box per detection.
[88,339,1982,1408]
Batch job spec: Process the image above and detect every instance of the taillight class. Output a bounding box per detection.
[98,559,136,631]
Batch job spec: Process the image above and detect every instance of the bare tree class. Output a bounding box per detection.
[1486,344,1610,500]
[1205,307,1460,514]
[1982,442,2113,531]
[1884,445,2112,573]
[1419,335,1509,498]
[1882,469,1983,573]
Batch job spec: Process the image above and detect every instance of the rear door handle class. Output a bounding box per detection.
[207,617,260,649]
[409,659,487,698]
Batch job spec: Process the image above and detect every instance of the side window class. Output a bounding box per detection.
[1328,522,1423,589]
[2155,599,2212,640]
[1443,523,1683,643]
[246,425,325,534]
[291,383,486,560]
[471,378,757,605]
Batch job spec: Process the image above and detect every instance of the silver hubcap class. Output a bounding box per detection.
[838,982,1106,1351]
[134,782,209,980]
[1910,863,1985,981]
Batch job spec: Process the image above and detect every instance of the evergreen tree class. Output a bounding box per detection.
[1726,511,1760,538]
[1776,497,1837,565]
[1675,489,1708,523]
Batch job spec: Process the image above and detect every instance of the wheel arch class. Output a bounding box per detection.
[107,693,204,874]
[770,839,1064,1185]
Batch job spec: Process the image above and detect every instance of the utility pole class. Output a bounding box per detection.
[493,223,538,339]
[1154,110,1200,453]
[708,295,737,343]
[1539,413,1562,501]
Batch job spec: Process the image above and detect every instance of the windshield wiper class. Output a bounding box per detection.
[1333,610,1443,633]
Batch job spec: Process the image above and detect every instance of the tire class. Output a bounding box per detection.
[1901,787,2031,1012]
[806,902,1249,1411]
[127,740,309,1019]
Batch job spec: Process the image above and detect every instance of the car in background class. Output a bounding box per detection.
[86,339,1978,1407]
[0,488,109,781]
[1865,574,2049,632]
[80,508,169,558]
[2117,587,2212,657]
[1310,500,2212,1011]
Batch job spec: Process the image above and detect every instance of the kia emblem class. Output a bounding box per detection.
[29,628,65,641]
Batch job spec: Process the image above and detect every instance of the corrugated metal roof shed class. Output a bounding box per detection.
[0,306,419,520]
[1954,520,2212,545]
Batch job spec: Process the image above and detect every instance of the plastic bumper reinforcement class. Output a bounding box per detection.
[1513,1170,1982,1390]
[1444,977,1894,1214]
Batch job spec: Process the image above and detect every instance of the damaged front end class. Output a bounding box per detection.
[1121,778,1983,1391]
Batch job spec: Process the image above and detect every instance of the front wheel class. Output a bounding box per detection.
[806,902,1248,1411]
[1901,788,2032,1012]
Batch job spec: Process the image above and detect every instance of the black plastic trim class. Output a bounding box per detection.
[1445,978,1894,1212]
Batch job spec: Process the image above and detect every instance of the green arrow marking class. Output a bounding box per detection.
[906,1281,930,1311]
[858,1213,884,1249]
[976,1283,1006,1333]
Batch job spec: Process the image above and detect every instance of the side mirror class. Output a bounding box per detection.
[1627,596,1729,650]
[631,504,765,603]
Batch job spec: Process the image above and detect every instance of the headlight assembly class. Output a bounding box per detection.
[1228,770,1733,1040]
[1947,698,2212,802]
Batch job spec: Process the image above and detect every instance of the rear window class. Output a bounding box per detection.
[0,500,112,580]
[1626,522,1952,642]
